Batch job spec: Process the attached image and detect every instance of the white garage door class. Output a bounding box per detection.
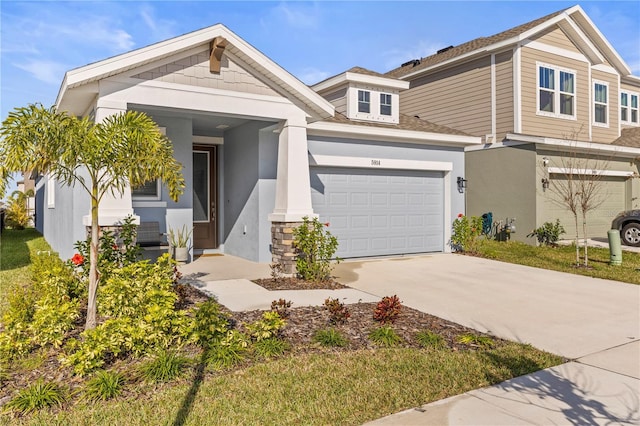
[544,176,626,238]
[310,167,444,258]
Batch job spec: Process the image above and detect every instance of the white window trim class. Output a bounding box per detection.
[131,179,162,201]
[347,85,400,124]
[47,175,55,208]
[536,62,577,121]
[380,92,392,116]
[592,80,609,128]
[621,90,640,126]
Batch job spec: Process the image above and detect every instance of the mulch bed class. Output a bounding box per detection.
[252,277,347,290]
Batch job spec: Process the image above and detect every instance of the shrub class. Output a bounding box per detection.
[205,331,249,371]
[84,370,125,401]
[191,300,231,348]
[4,190,32,230]
[373,295,403,324]
[139,350,190,383]
[29,297,80,348]
[293,216,340,282]
[245,311,286,342]
[253,337,289,359]
[527,219,566,246]
[5,379,65,414]
[368,326,402,347]
[415,330,447,349]
[270,299,292,319]
[456,333,495,348]
[451,214,484,253]
[312,328,348,347]
[323,298,350,325]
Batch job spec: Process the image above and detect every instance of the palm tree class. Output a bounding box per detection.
[0,104,185,329]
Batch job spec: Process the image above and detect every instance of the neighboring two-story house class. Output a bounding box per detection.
[387,5,640,241]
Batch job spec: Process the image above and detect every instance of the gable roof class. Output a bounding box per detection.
[386,5,632,79]
[312,66,409,93]
[56,24,334,120]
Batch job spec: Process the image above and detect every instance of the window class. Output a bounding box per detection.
[47,176,55,208]
[380,93,392,116]
[537,64,575,118]
[132,179,160,199]
[621,91,639,125]
[358,90,370,113]
[593,82,608,126]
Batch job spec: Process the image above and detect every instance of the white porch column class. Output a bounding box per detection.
[82,99,139,227]
[268,120,316,222]
[268,119,316,273]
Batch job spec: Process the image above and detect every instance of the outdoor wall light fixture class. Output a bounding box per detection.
[541,178,550,190]
[542,157,550,166]
[457,177,467,193]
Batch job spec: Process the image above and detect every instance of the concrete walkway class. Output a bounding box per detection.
[179,253,640,425]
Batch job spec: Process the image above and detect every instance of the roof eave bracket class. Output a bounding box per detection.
[209,36,228,74]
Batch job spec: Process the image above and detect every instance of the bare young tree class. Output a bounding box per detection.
[544,129,608,267]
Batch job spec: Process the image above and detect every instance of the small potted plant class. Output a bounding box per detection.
[168,225,192,263]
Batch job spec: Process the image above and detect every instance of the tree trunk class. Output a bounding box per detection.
[582,218,589,267]
[574,214,580,266]
[85,188,100,330]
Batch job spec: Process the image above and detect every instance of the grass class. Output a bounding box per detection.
[14,345,562,426]
[0,229,51,316]
[476,239,640,285]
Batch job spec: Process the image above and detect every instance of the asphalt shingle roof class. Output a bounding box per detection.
[385,8,567,78]
[322,112,471,136]
[612,127,640,148]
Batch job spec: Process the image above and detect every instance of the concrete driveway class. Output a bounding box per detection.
[331,254,640,425]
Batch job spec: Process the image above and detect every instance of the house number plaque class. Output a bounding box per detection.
[371,159,381,166]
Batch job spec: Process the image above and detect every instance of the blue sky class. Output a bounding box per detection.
[1,1,639,196]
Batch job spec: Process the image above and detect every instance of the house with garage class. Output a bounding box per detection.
[386,5,640,242]
[40,24,480,265]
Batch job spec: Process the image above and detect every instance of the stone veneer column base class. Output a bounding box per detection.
[271,221,303,274]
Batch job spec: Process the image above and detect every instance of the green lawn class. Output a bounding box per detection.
[0,229,52,315]
[477,239,640,284]
[12,345,560,426]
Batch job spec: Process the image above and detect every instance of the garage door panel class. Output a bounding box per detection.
[544,176,625,238]
[311,167,444,258]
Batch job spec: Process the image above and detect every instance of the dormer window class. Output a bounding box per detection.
[358,90,370,113]
[380,93,392,116]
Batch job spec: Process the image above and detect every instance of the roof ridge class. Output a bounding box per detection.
[385,6,571,78]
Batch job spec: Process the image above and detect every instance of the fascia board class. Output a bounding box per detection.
[308,121,481,147]
[557,18,605,65]
[569,8,631,75]
[313,72,409,92]
[506,133,640,158]
[621,75,640,86]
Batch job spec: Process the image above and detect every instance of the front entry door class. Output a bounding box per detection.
[193,145,217,249]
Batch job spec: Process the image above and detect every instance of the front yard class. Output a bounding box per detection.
[476,239,640,285]
[0,229,564,425]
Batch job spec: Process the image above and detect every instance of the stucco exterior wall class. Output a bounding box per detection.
[223,121,277,262]
[465,145,537,243]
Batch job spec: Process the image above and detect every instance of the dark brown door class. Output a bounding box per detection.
[193,145,217,249]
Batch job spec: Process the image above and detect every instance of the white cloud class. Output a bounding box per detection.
[261,2,321,31]
[139,4,179,41]
[295,67,330,85]
[14,59,67,85]
[381,40,444,72]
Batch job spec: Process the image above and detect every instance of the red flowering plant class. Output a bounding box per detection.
[451,213,485,253]
[71,253,85,266]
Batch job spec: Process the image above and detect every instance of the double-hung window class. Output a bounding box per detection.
[593,82,608,126]
[537,64,575,119]
[380,93,392,116]
[621,91,639,125]
[358,90,370,113]
[132,179,161,200]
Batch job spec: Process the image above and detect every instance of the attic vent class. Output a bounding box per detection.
[401,59,421,68]
[437,45,454,54]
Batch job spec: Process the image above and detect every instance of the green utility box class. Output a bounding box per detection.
[607,229,622,266]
